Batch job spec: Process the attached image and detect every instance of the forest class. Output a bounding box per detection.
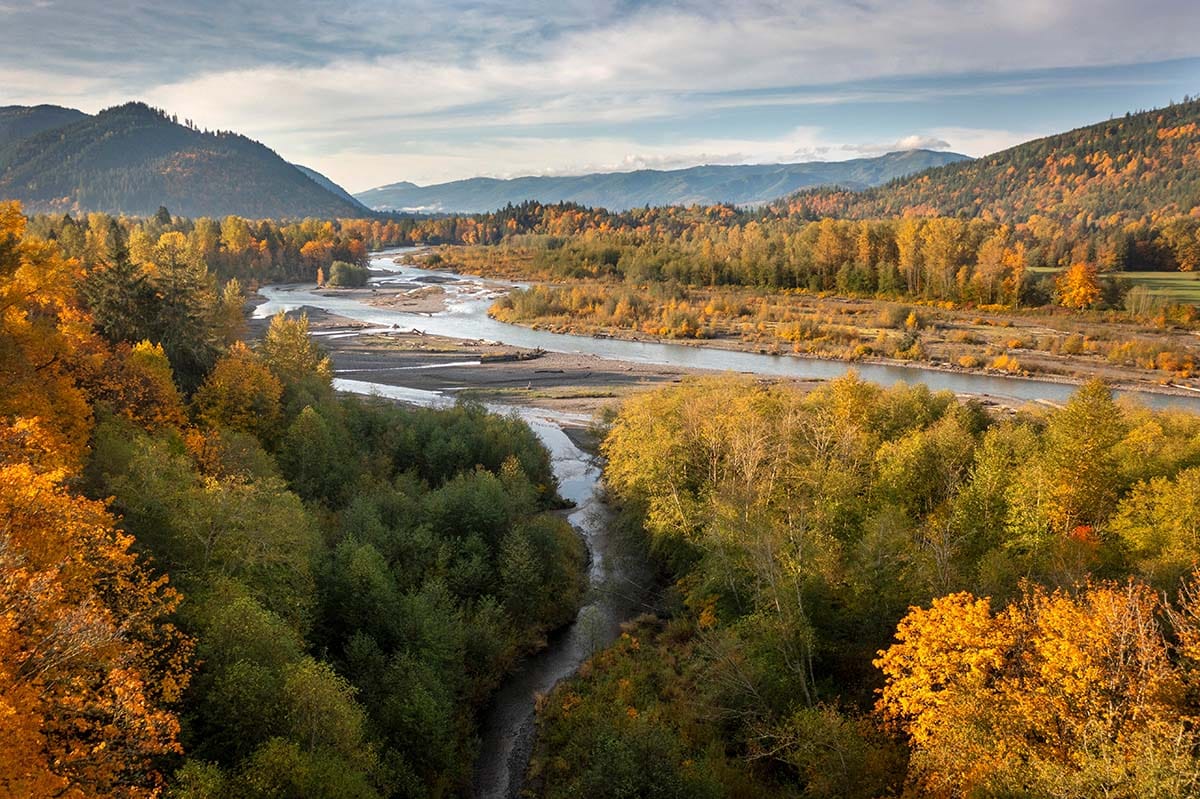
[530,374,1200,798]
[4,93,1200,799]
[9,189,1200,798]
[0,200,586,797]
[779,96,1200,228]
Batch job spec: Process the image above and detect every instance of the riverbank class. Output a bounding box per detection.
[252,306,1088,421]
[248,304,729,418]
[251,252,1200,414]
[487,308,1200,403]
[416,246,1200,399]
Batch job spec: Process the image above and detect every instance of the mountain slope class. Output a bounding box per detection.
[0,104,89,144]
[782,98,1200,225]
[0,102,366,218]
[356,150,970,213]
[294,164,371,213]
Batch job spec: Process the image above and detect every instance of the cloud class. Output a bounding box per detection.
[1,1,1198,187]
[841,135,954,156]
[926,126,1043,158]
[298,125,1034,190]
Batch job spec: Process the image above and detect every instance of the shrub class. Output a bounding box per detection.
[326,261,369,288]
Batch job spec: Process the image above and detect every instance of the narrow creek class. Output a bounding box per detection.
[331,379,651,799]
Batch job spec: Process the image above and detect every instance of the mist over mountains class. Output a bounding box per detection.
[354,150,970,213]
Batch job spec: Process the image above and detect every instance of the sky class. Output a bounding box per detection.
[2,1,1199,192]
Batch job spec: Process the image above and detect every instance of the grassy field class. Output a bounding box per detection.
[1030,267,1200,304]
[1116,271,1200,304]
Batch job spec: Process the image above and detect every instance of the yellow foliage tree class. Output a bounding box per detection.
[0,201,97,471]
[259,311,333,396]
[192,341,283,441]
[877,580,1200,797]
[1057,261,1102,309]
[0,440,191,798]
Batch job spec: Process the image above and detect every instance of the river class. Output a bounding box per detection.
[257,248,1200,798]
[256,249,1200,413]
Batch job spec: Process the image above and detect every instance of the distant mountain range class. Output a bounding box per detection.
[0,102,365,218]
[13,96,1193,226]
[781,97,1200,226]
[354,150,971,213]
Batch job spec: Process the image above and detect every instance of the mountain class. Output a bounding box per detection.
[0,104,89,143]
[782,98,1200,225]
[294,164,371,213]
[0,102,367,218]
[355,150,970,213]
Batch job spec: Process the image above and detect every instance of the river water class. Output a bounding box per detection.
[258,249,1200,798]
[256,249,1200,413]
[330,379,650,799]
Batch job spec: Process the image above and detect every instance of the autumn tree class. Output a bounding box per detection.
[0,442,191,798]
[877,581,1200,798]
[117,341,189,430]
[1056,260,1102,309]
[192,342,283,443]
[0,201,96,470]
[259,311,333,410]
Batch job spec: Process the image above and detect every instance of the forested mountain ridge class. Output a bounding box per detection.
[294,164,372,213]
[781,97,1200,227]
[0,104,88,142]
[0,102,366,218]
[355,149,969,213]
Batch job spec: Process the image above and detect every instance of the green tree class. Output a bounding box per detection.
[260,311,333,410]
[193,342,284,443]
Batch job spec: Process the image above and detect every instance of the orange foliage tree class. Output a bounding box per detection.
[1,202,192,798]
[0,436,191,798]
[1056,261,1102,309]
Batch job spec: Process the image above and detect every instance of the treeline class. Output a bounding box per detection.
[19,201,694,284]
[21,177,1200,317]
[531,375,1200,798]
[478,214,1200,312]
[0,200,586,798]
[27,209,384,285]
[424,199,1200,279]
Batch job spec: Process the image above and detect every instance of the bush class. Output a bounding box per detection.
[326,261,369,287]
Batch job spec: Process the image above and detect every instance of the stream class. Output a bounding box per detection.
[256,248,1200,798]
[330,380,650,799]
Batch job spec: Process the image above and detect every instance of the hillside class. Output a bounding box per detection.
[782,98,1200,226]
[0,102,367,218]
[0,104,89,142]
[356,149,969,213]
[294,164,372,213]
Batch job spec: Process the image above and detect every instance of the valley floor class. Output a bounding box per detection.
[251,304,715,418]
[432,247,1200,399]
[249,304,1064,422]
